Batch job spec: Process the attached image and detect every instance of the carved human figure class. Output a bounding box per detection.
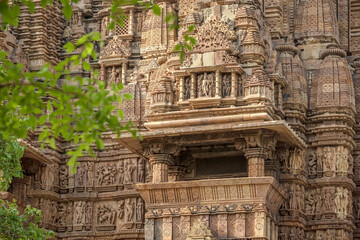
[117,200,125,220]
[279,151,289,173]
[74,201,85,225]
[222,74,231,97]
[308,152,317,175]
[76,164,86,187]
[85,202,93,226]
[101,16,109,38]
[138,159,145,183]
[110,67,116,84]
[324,190,333,211]
[97,205,116,225]
[314,189,323,214]
[124,160,135,184]
[40,164,47,186]
[295,185,302,211]
[136,198,144,222]
[67,202,74,227]
[87,162,94,188]
[125,198,135,222]
[317,150,323,174]
[57,202,67,226]
[184,77,191,100]
[97,163,117,186]
[145,161,152,183]
[334,187,343,218]
[199,73,214,97]
[355,199,360,220]
[50,201,57,225]
[59,165,68,187]
[305,190,315,215]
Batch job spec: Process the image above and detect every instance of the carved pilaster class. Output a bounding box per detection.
[168,166,186,182]
[145,142,178,183]
[244,148,267,177]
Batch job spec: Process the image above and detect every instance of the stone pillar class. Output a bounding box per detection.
[128,10,134,35]
[149,154,173,183]
[179,77,184,102]
[100,65,106,82]
[244,148,267,177]
[190,73,196,99]
[215,70,220,97]
[122,63,127,85]
[168,165,186,182]
[231,72,237,98]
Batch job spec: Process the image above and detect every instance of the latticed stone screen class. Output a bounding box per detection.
[115,16,129,35]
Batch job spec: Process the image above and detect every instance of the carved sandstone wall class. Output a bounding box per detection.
[1,0,360,239]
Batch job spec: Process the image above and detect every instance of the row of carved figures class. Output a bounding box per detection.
[280,227,352,240]
[37,197,144,231]
[34,159,149,191]
[281,185,351,220]
[183,72,243,100]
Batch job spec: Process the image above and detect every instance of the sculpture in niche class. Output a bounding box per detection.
[136,198,144,222]
[145,162,152,183]
[124,159,135,184]
[85,202,93,227]
[86,162,94,189]
[125,198,135,222]
[222,74,231,97]
[74,201,86,225]
[355,199,360,220]
[57,202,67,227]
[305,190,315,215]
[138,159,145,183]
[40,164,47,189]
[76,164,86,187]
[334,187,349,219]
[66,202,74,229]
[97,163,117,186]
[50,201,57,225]
[198,72,215,97]
[323,189,334,211]
[97,204,116,225]
[117,200,125,220]
[314,189,323,214]
[308,152,317,176]
[278,150,289,173]
[59,165,68,188]
[101,16,109,38]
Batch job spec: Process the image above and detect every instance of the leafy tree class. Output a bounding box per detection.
[0,0,196,238]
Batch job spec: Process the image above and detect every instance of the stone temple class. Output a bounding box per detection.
[2,0,360,239]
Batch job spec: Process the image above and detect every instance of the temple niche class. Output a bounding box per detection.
[2,0,360,239]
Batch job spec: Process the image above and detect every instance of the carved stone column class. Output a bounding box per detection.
[149,154,173,183]
[145,143,177,183]
[122,63,127,85]
[215,70,220,97]
[244,147,267,177]
[179,77,184,102]
[190,73,196,99]
[168,165,186,182]
[231,72,237,98]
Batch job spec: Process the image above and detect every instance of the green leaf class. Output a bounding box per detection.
[83,61,91,71]
[49,138,56,149]
[63,42,75,53]
[61,0,72,21]
[152,4,161,16]
[123,93,133,100]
